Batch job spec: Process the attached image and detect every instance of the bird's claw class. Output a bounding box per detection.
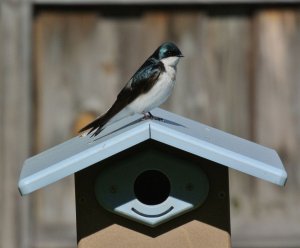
[142,112,164,122]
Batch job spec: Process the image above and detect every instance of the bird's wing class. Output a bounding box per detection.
[117,58,164,103]
[79,59,163,136]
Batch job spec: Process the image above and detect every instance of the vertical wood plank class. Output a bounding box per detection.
[116,11,169,90]
[161,11,202,114]
[0,2,32,248]
[243,9,300,247]
[169,11,257,247]
[34,12,106,247]
[168,12,252,137]
[34,10,150,247]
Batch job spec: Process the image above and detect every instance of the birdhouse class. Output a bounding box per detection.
[18,108,287,248]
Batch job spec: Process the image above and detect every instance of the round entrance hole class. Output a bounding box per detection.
[134,170,171,205]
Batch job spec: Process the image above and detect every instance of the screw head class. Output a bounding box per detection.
[109,185,117,194]
[185,183,194,191]
[218,191,226,199]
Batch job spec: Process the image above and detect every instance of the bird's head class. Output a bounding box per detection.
[153,42,184,60]
[151,42,183,68]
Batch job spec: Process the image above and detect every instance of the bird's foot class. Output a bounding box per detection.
[142,112,164,122]
[142,112,151,120]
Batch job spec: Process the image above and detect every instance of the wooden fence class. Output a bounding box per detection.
[1,2,299,248]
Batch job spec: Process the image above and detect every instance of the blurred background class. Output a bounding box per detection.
[1,1,299,248]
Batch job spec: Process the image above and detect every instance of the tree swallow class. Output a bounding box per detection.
[79,42,183,137]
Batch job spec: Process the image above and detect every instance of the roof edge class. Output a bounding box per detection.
[19,122,151,195]
[150,122,287,186]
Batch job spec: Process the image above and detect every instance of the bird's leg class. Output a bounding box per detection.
[147,111,164,122]
[142,111,164,121]
[142,112,151,120]
[147,112,154,118]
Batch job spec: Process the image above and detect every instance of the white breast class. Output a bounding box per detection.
[128,56,180,114]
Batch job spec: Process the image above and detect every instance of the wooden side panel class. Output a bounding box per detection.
[78,222,230,248]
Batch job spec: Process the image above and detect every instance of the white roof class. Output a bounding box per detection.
[18,108,287,195]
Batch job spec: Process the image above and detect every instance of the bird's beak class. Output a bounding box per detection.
[178,54,184,57]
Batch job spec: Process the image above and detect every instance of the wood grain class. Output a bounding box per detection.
[33,12,171,247]
[245,9,300,246]
[0,2,32,248]
[168,11,252,137]
[34,12,102,248]
[229,9,300,247]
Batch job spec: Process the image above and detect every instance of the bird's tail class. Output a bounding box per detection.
[79,99,130,137]
[79,112,110,137]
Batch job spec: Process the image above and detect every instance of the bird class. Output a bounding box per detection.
[79,41,183,137]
